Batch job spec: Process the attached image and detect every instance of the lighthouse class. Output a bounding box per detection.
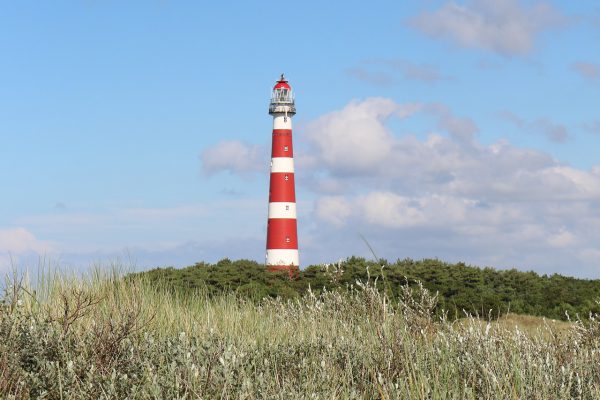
[266,74,299,274]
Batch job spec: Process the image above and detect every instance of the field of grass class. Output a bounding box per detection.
[2,266,600,399]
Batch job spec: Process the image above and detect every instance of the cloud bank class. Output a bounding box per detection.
[409,0,568,55]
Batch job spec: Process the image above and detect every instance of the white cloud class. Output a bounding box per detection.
[317,192,517,231]
[303,101,587,202]
[547,228,576,248]
[299,98,600,276]
[201,140,267,175]
[357,192,427,228]
[303,98,421,174]
[409,0,568,56]
[428,103,479,142]
[0,228,54,273]
[0,228,52,254]
[314,196,353,227]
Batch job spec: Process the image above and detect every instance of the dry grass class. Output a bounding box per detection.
[496,313,572,335]
[1,267,600,399]
[454,312,573,340]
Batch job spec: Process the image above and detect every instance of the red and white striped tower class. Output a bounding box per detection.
[266,74,299,273]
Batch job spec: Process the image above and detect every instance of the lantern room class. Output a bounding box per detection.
[269,74,296,115]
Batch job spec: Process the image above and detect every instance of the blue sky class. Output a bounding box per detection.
[1,1,600,277]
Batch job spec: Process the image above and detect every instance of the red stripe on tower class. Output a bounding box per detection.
[266,74,299,274]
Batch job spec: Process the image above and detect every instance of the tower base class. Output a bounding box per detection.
[266,264,299,279]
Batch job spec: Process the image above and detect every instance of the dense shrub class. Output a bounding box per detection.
[133,257,600,321]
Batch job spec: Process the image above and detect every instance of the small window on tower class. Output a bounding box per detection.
[284,146,288,152]
[285,205,289,211]
[285,236,291,243]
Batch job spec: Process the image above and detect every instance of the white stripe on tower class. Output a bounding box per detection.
[270,157,295,173]
[266,74,299,274]
[268,202,297,219]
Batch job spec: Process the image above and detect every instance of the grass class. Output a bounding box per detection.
[2,265,600,399]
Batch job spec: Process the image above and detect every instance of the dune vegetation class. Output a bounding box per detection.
[2,260,600,398]
[136,257,600,321]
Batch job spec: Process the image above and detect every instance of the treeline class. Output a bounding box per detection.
[131,257,600,321]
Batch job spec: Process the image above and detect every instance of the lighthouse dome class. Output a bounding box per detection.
[274,74,291,90]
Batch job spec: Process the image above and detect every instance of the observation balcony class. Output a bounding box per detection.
[269,96,296,115]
